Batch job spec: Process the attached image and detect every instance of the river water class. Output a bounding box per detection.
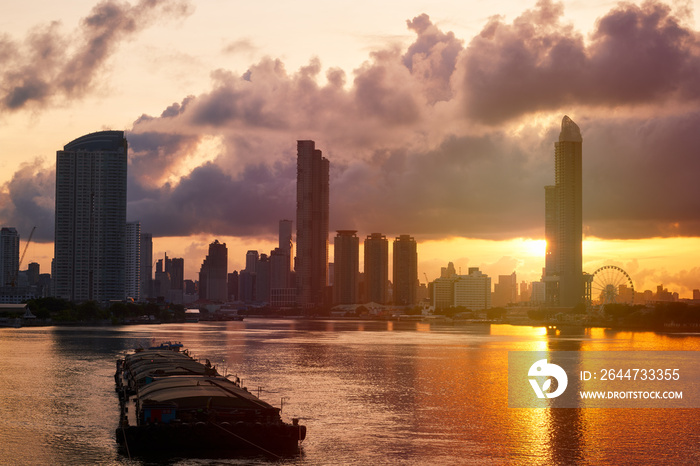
[0,319,698,465]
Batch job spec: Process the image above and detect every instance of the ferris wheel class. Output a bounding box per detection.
[590,265,634,308]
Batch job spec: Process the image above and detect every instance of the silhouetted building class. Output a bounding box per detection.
[333,230,359,304]
[154,254,171,300]
[256,253,271,303]
[140,233,153,300]
[364,233,388,304]
[199,240,228,302]
[228,272,238,301]
[54,131,127,303]
[270,220,295,307]
[184,279,196,295]
[239,250,258,303]
[492,272,517,307]
[544,116,583,307]
[393,235,417,306]
[279,219,293,270]
[27,262,40,287]
[126,221,141,301]
[0,227,19,287]
[295,140,329,308]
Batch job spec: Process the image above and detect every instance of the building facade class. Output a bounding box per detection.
[125,221,141,302]
[140,233,153,300]
[0,227,19,287]
[53,131,128,303]
[333,230,359,305]
[199,240,228,302]
[453,267,492,311]
[364,233,388,304]
[295,140,329,308]
[492,272,517,307]
[544,116,583,307]
[393,235,417,306]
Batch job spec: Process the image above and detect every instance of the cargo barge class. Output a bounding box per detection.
[115,343,306,458]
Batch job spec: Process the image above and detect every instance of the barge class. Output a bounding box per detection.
[115,343,305,458]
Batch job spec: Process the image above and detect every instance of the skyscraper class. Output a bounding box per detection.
[393,235,417,306]
[544,116,583,307]
[364,233,388,304]
[140,233,153,300]
[54,131,127,303]
[0,227,19,287]
[333,230,359,305]
[125,221,141,302]
[199,240,228,302]
[279,219,293,270]
[295,140,329,308]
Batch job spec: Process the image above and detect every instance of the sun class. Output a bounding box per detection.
[523,239,547,258]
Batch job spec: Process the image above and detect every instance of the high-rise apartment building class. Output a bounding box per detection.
[333,230,359,305]
[199,240,228,302]
[295,140,329,308]
[364,233,388,304]
[54,131,127,303]
[492,272,517,307]
[453,267,492,310]
[393,235,417,306]
[279,219,293,268]
[239,250,258,303]
[140,233,153,300]
[125,221,141,302]
[256,253,271,303]
[545,116,583,307]
[0,227,19,287]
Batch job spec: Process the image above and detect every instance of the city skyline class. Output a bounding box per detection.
[2,1,700,297]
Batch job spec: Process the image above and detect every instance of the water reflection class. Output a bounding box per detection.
[0,321,698,465]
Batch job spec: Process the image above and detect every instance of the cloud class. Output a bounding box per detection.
[0,161,55,242]
[123,3,700,242]
[0,0,193,112]
[4,1,700,247]
[403,14,464,103]
[461,0,700,123]
[583,111,700,239]
[129,160,296,237]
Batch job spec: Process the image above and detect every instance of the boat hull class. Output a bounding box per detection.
[116,421,305,458]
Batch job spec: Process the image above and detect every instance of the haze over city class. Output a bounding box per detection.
[2,0,700,297]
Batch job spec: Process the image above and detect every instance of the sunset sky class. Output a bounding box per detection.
[2,0,700,297]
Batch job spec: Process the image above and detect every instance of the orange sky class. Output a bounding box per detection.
[2,1,700,298]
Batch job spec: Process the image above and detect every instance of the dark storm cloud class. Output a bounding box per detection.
[0,163,55,242]
[583,112,700,239]
[462,0,700,123]
[0,2,676,244]
[0,0,193,111]
[128,160,296,237]
[122,5,700,241]
[330,132,551,239]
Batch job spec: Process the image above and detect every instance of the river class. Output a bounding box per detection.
[0,319,698,465]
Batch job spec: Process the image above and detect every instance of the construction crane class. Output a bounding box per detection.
[11,226,36,287]
[423,272,431,285]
